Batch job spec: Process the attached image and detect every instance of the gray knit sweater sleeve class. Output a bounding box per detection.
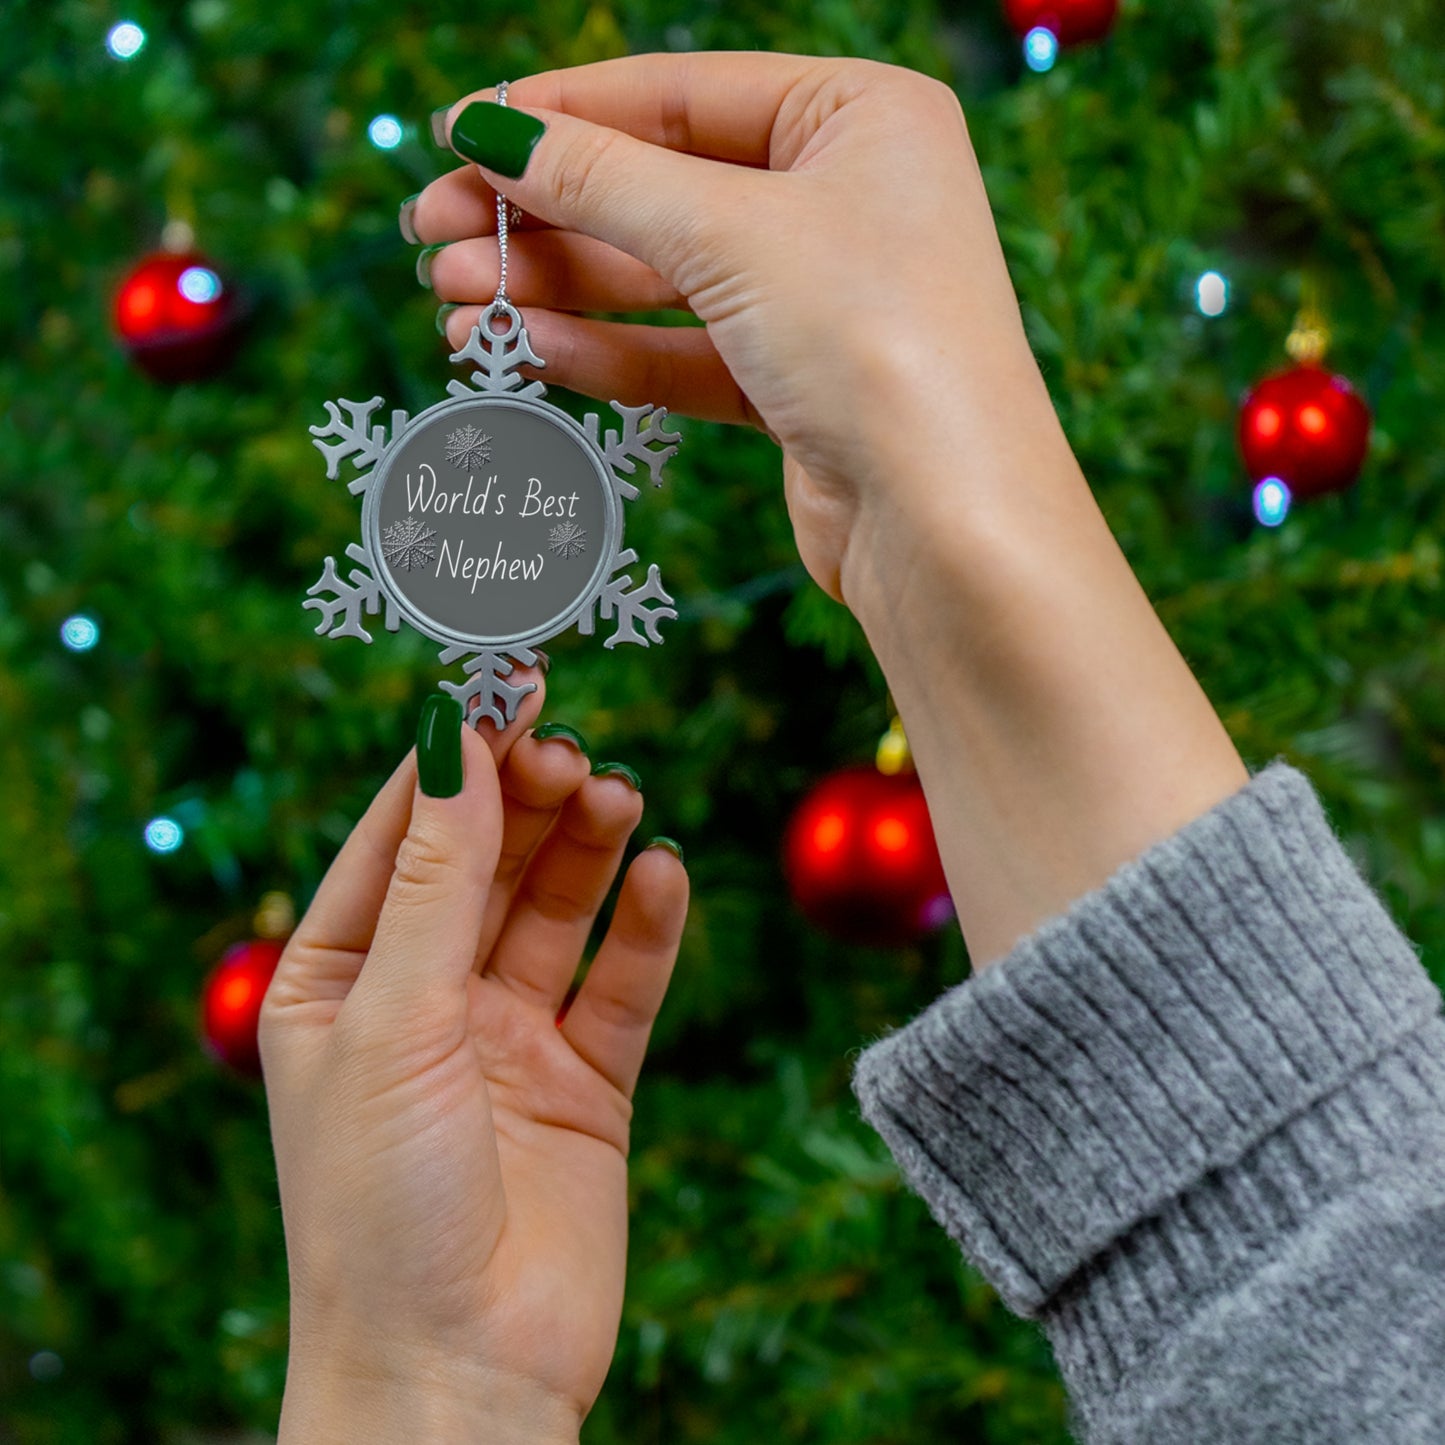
[849,758,1445,1442]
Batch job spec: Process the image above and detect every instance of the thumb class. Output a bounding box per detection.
[441,94,759,290]
[346,694,503,1031]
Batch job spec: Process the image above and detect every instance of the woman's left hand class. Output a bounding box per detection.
[259,677,688,1443]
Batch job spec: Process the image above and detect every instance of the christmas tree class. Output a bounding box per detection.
[3,0,1443,1440]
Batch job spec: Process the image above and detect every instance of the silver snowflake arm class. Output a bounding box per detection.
[447,310,547,400]
[584,402,681,501]
[436,645,541,730]
[309,398,410,492]
[578,549,677,648]
[303,543,400,642]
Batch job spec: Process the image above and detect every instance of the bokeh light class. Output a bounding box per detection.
[368,114,404,150]
[60,615,100,651]
[1253,477,1292,528]
[1196,270,1229,317]
[105,21,145,59]
[144,817,185,853]
[178,266,222,303]
[1024,26,1059,72]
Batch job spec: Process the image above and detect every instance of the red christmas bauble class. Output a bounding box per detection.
[1237,362,1372,500]
[200,939,284,1076]
[1003,0,1118,45]
[783,765,954,947]
[113,250,240,383]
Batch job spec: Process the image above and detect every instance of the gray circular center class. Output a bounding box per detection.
[367,398,611,647]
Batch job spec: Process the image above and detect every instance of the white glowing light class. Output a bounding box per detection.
[60,615,100,651]
[1024,26,1059,72]
[144,817,185,853]
[1196,270,1229,317]
[178,266,222,303]
[368,114,404,150]
[106,21,146,59]
[1253,477,1292,528]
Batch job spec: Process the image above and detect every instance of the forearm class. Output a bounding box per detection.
[842,351,1249,970]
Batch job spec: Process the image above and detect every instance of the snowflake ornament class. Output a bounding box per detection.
[305,302,681,729]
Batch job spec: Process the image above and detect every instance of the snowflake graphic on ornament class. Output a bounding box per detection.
[381,515,438,572]
[548,521,587,560]
[445,425,493,470]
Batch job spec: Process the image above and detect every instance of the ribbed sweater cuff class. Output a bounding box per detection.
[849,758,1444,1318]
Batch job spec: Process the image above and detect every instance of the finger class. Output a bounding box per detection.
[410,162,556,246]
[430,230,687,314]
[438,90,773,284]
[440,306,762,426]
[472,726,593,971]
[266,750,419,1005]
[483,771,645,1013]
[345,707,504,1033]
[559,845,689,1101]
[471,52,849,166]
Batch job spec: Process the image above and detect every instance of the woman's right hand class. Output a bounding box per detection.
[411,53,1059,608]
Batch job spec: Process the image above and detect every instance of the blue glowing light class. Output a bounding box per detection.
[368,114,404,150]
[178,266,222,303]
[144,817,185,853]
[1253,477,1292,528]
[60,615,100,652]
[1196,270,1229,317]
[106,21,146,59]
[1024,26,1059,72]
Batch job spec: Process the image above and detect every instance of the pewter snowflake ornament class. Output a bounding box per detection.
[304,303,680,728]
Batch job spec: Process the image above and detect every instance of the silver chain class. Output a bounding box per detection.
[491,82,522,317]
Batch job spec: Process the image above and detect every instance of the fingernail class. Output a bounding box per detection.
[398,193,422,245]
[416,242,448,290]
[532,722,589,756]
[430,105,453,148]
[417,693,464,797]
[435,302,460,337]
[644,836,684,865]
[450,100,546,179]
[531,648,551,675]
[591,760,641,791]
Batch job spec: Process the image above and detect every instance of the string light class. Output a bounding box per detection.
[1253,477,1292,528]
[1196,270,1229,317]
[367,114,404,150]
[60,615,100,651]
[178,265,222,303]
[105,21,146,59]
[144,817,185,853]
[1024,27,1059,72]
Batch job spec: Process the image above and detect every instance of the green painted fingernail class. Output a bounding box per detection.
[416,242,448,290]
[430,105,453,148]
[398,193,422,245]
[450,100,546,179]
[435,302,460,337]
[591,760,641,791]
[417,693,464,797]
[532,722,589,756]
[645,836,684,864]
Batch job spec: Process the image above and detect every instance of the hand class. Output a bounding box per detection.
[259,676,689,1442]
[412,52,1056,606]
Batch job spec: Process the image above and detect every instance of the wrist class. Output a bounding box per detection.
[838,344,1084,640]
[279,1340,582,1445]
